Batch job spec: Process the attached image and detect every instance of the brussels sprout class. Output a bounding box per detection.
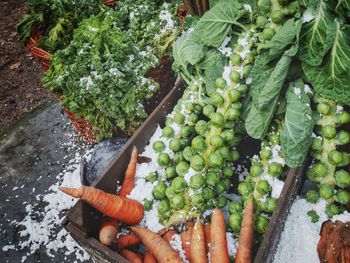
[269,133,280,144]
[215,196,228,208]
[261,27,275,41]
[335,190,350,205]
[162,126,175,138]
[221,178,231,191]
[158,199,170,214]
[181,126,194,138]
[306,169,317,182]
[226,107,240,121]
[335,170,350,188]
[238,181,253,197]
[232,102,243,111]
[271,10,284,23]
[176,161,190,176]
[211,92,224,107]
[183,146,195,161]
[238,84,248,94]
[264,197,277,213]
[221,130,235,142]
[210,112,225,127]
[165,117,174,126]
[174,112,185,125]
[173,152,185,164]
[306,189,320,204]
[153,181,167,199]
[195,120,209,136]
[223,164,234,177]
[188,113,199,126]
[268,162,283,176]
[191,193,204,206]
[206,172,219,186]
[230,54,242,66]
[311,138,322,151]
[165,166,177,179]
[307,210,320,223]
[202,187,214,201]
[185,102,195,113]
[256,15,268,28]
[144,199,153,211]
[257,0,271,12]
[211,135,224,149]
[190,155,205,171]
[208,152,223,167]
[215,77,226,89]
[180,137,191,148]
[337,130,350,145]
[339,153,350,167]
[194,104,203,114]
[192,136,206,153]
[256,180,271,195]
[325,203,341,217]
[230,151,240,161]
[338,111,350,124]
[312,162,328,177]
[230,71,241,83]
[328,150,343,165]
[317,102,330,115]
[203,104,215,117]
[242,65,252,78]
[172,176,187,193]
[170,194,185,210]
[215,181,226,194]
[229,89,241,103]
[319,184,334,200]
[250,164,263,177]
[146,171,159,182]
[170,138,182,152]
[229,214,242,233]
[228,200,243,214]
[255,215,269,234]
[153,141,165,153]
[321,125,337,139]
[217,147,230,160]
[259,149,271,161]
[157,153,170,166]
[245,52,255,64]
[165,186,175,199]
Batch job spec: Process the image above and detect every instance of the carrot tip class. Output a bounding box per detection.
[59,186,82,198]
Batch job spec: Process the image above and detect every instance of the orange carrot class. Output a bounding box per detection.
[209,208,230,263]
[131,226,182,263]
[162,229,177,243]
[116,233,141,250]
[204,223,211,254]
[120,249,142,263]
[59,186,144,225]
[235,199,254,263]
[180,221,194,260]
[143,251,157,263]
[119,146,138,197]
[99,217,119,246]
[190,219,207,263]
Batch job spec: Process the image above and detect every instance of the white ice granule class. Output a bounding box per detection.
[243,4,252,12]
[169,234,189,263]
[159,3,175,32]
[223,64,233,87]
[218,36,232,57]
[2,245,15,251]
[332,211,350,222]
[302,9,315,23]
[336,105,344,113]
[226,232,238,257]
[79,76,93,88]
[294,87,302,97]
[304,84,312,94]
[269,144,286,166]
[184,168,197,185]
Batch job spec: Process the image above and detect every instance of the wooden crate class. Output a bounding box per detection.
[63,79,307,263]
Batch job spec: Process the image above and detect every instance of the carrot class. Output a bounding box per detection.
[235,199,254,263]
[130,226,182,263]
[204,223,211,254]
[116,233,141,250]
[143,251,157,263]
[120,249,142,263]
[59,186,144,225]
[209,208,230,263]
[190,219,207,263]
[162,229,177,243]
[119,146,138,197]
[180,221,194,261]
[99,217,119,246]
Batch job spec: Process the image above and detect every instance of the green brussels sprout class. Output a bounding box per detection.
[181,126,194,138]
[221,178,231,191]
[211,135,224,148]
[269,133,280,144]
[144,199,153,211]
[162,126,175,138]
[174,112,185,125]
[165,186,175,199]
[157,153,170,166]
[325,203,341,217]
[319,184,334,200]
[170,194,185,210]
[245,52,255,63]
[217,147,230,160]
[317,102,330,115]
[191,193,204,206]
[307,210,320,223]
[321,125,337,139]
[338,111,350,124]
[232,102,243,110]
[237,84,248,94]
[188,113,199,126]
[306,189,320,204]
[215,196,228,208]
[215,181,226,194]
[229,89,241,103]
[215,77,226,89]
[180,137,191,148]
[228,200,243,214]
[229,214,242,233]
[225,121,235,129]
[271,10,284,23]
[223,164,234,177]
[256,15,268,28]
[210,112,225,128]
[158,199,170,214]
[195,120,209,136]
[337,130,350,145]
[153,141,165,153]
[226,107,240,121]
[312,162,328,177]
[185,102,195,112]
[238,181,253,197]
[230,151,240,162]
[335,170,350,188]
[173,152,185,164]
[183,146,195,161]
[165,117,174,126]
[208,152,223,167]
[202,187,214,201]
[306,169,317,182]
[165,166,177,179]
[261,27,275,41]
[242,65,252,78]
[335,190,350,205]
[260,149,271,161]
[231,54,242,66]
[230,71,241,83]
[221,130,235,142]
[153,181,167,199]
[257,0,271,12]
[191,136,206,153]
[206,172,219,186]
[339,153,350,167]
[146,171,159,182]
[268,162,283,176]
[264,197,277,213]
[250,164,263,177]
[255,215,269,234]
[211,92,224,107]
[194,104,203,114]
[256,180,271,195]
[311,138,322,151]
[328,150,343,165]
[203,104,216,117]
[171,176,187,193]
[190,155,205,171]
[170,138,182,152]
[175,161,190,176]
